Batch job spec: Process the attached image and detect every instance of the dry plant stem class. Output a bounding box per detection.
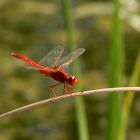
[0,87,140,119]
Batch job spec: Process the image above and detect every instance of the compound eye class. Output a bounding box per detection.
[71,76,75,80]
[68,76,77,85]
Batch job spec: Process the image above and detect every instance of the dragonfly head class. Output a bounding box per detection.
[67,76,77,86]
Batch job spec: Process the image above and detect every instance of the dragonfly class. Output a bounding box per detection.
[11,46,85,97]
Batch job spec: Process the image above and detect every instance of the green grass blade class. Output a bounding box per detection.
[118,50,140,140]
[107,0,124,139]
[62,1,89,140]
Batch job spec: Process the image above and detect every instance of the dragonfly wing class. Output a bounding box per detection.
[58,48,85,68]
[39,46,64,67]
[26,66,40,70]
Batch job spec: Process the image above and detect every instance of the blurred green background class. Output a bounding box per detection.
[0,0,140,140]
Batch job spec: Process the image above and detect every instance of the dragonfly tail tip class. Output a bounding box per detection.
[11,52,16,56]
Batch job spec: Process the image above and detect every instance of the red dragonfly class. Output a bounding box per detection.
[11,46,85,96]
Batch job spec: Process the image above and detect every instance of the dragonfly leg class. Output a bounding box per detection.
[64,82,75,94]
[67,83,77,93]
[64,82,68,94]
[49,83,61,97]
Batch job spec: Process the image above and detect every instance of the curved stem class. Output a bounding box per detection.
[0,87,140,119]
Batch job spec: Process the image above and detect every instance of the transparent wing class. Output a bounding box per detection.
[39,46,64,67]
[58,48,85,68]
[26,66,40,70]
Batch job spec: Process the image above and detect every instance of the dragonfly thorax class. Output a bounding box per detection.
[67,76,77,86]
